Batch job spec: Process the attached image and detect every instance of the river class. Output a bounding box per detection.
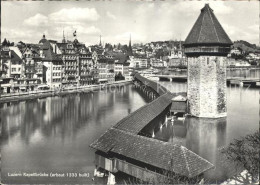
[0,85,150,184]
[0,69,259,184]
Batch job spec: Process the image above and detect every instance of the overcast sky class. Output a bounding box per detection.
[1,0,259,46]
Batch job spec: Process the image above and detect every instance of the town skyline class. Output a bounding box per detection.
[1,0,259,46]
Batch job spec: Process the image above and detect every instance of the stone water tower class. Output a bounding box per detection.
[183,4,232,118]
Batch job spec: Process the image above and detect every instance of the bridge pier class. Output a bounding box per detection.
[107,172,116,185]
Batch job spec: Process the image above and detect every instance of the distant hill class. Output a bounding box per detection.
[233,40,260,53]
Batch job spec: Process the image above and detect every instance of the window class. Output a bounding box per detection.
[207,57,209,65]
[12,68,16,72]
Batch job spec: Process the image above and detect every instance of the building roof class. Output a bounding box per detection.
[171,101,187,113]
[90,72,213,178]
[113,92,174,134]
[184,4,232,46]
[10,50,22,62]
[56,42,67,50]
[90,128,214,177]
[134,73,169,96]
[109,52,130,65]
[42,48,62,61]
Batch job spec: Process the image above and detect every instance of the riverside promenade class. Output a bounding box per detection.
[0,80,132,104]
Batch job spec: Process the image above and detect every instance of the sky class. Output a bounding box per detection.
[1,0,259,46]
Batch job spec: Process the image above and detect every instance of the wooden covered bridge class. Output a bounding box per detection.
[90,73,213,183]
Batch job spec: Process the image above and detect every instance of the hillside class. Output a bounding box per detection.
[233,40,260,53]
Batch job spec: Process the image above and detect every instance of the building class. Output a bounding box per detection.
[77,44,95,85]
[227,58,251,67]
[130,55,148,68]
[169,42,184,59]
[230,48,242,55]
[91,50,100,83]
[113,52,131,80]
[10,50,23,79]
[22,45,40,80]
[183,4,232,118]
[40,36,63,88]
[9,46,24,79]
[0,47,12,93]
[97,55,115,83]
[0,47,11,78]
[168,58,187,68]
[150,58,165,67]
[55,39,79,85]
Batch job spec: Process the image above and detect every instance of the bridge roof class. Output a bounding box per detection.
[113,92,173,134]
[184,4,232,46]
[134,73,169,95]
[90,128,214,177]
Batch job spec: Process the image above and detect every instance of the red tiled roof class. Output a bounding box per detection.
[184,4,232,46]
[90,128,214,177]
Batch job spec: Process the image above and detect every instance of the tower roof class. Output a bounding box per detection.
[184,4,232,46]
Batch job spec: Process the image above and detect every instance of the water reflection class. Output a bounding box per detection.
[1,85,150,184]
[185,117,228,182]
[152,116,227,182]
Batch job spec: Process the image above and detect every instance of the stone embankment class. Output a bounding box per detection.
[0,80,132,104]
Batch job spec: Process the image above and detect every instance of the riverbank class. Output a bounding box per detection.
[0,80,132,104]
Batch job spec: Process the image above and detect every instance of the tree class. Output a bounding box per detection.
[2,38,8,46]
[105,43,113,51]
[155,49,165,59]
[121,45,128,53]
[115,72,125,81]
[220,131,259,183]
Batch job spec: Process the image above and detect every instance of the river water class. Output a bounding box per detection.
[1,69,259,184]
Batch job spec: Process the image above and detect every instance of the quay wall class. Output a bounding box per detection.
[0,80,132,104]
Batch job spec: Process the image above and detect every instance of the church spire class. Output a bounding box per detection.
[129,34,131,47]
[62,30,66,43]
[99,35,102,47]
[128,33,133,56]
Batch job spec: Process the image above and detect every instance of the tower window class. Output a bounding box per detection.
[207,57,209,65]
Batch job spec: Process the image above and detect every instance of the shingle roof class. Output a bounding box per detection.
[42,48,62,61]
[10,50,22,62]
[171,101,187,113]
[90,72,214,178]
[184,4,232,46]
[90,128,214,177]
[110,52,130,64]
[134,73,169,96]
[113,92,174,134]
[56,43,67,50]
